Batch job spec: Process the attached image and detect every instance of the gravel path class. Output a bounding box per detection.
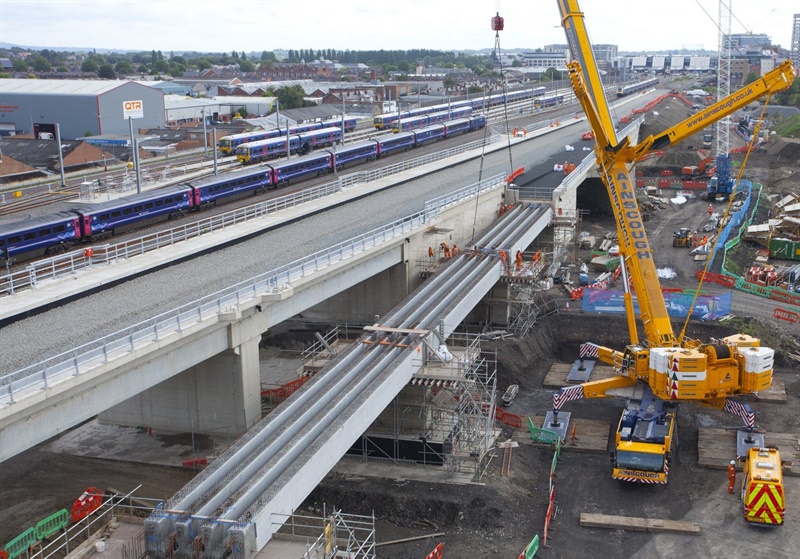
[1,126,578,377]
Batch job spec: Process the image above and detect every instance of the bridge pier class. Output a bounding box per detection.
[99,336,262,436]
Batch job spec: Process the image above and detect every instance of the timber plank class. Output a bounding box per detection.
[580,513,701,535]
[513,415,610,453]
[697,428,799,476]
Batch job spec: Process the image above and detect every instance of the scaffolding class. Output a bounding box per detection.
[345,331,499,481]
[269,507,376,559]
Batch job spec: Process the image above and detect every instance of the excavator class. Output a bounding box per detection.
[549,0,795,484]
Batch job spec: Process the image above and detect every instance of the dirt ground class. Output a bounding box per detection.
[2,103,799,558]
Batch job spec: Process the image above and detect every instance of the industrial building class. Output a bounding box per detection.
[0,79,164,139]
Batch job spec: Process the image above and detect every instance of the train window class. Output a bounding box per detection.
[0,239,5,247]
[144,202,154,210]
[39,228,52,236]
[8,235,21,244]
[155,200,163,207]
[134,205,143,212]
[54,225,66,233]
[112,210,121,218]
[123,208,132,215]
[24,232,36,240]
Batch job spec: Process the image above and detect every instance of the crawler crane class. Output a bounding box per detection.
[549,0,795,484]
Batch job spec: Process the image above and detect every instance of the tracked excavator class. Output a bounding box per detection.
[548,0,795,484]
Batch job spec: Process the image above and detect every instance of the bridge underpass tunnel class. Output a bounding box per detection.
[99,336,262,438]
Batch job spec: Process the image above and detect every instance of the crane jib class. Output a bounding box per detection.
[606,170,651,260]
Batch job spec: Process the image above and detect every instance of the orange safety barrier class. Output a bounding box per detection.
[506,167,526,183]
[570,287,584,300]
[661,287,682,294]
[769,290,800,307]
[84,247,93,258]
[1,551,8,559]
[543,485,555,547]
[71,487,103,523]
[773,308,800,323]
[182,457,208,469]
[493,407,523,428]
[261,374,313,399]
[425,542,444,559]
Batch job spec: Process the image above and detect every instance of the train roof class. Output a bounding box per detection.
[71,185,190,213]
[188,165,272,188]
[324,139,378,152]
[0,211,79,235]
[266,151,331,169]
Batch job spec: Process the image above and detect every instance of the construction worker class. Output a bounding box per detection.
[428,246,434,259]
[515,250,523,271]
[708,204,714,217]
[692,231,698,246]
[441,242,451,259]
[534,249,542,263]
[452,243,459,255]
[499,250,507,263]
[727,460,737,494]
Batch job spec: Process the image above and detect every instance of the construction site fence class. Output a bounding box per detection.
[707,180,755,269]
[716,184,800,315]
[2,486,154,559]
[518,535,539,559]
[581,289,732,320]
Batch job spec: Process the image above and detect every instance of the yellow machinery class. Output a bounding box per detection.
[741,447,785,526]
[549,0,795,483]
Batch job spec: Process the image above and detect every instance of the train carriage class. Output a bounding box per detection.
[267,152,333,185]
[392,115,430,133]
[443,118,472,138]
[374,111,411,130]
[375,131,416,156]
[296,127,342,154]
[535,94,565,108]
[236,137,298,164]
[218,129,283,154]
[413,124,446,146]
[72,186,192,238]
[188,167,273,208]
[326,140,379,169]
[0,212,83,262]
[325,117,358,133]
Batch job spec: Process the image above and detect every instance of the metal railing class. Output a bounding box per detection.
[0,174,506,406]
[1,131,501,299]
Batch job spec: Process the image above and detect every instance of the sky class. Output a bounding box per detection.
[0,0,796,54]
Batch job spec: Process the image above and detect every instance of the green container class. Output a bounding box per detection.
[769,238,800,261]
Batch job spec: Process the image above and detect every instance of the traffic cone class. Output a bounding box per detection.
[565,302,571,312]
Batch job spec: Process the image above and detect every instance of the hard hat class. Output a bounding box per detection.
[730,460,736,465]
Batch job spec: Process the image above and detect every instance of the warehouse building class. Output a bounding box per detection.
[0,79,164,139]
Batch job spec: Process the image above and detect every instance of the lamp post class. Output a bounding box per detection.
[55,123,66,189]
[202,107,208,157]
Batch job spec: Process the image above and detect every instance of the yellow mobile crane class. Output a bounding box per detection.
[549,0,795,484]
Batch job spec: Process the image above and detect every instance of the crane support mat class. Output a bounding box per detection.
[566,359,596,383]
[697,428,799,476]
[580,513,701,535]
[542,362,616,388]
[514,416,610,453]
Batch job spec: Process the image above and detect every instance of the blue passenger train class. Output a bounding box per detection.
[1,116,486,263]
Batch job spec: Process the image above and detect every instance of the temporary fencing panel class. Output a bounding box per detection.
[35,508,69,540]
[425,542,444,559]
[518,535,539,559]
[71,487,103,522]
[4,528,36,559]
[527,418,560,445]
[708,180,755,268]
[774,308,800,323]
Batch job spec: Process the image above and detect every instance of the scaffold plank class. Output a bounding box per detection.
[580,513,701,535]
